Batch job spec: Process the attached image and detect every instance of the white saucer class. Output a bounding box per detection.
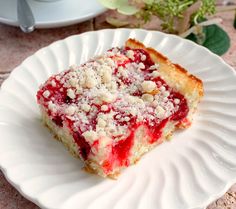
[0,0,106,28]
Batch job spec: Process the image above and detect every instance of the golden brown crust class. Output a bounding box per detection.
[125,38,204,127]
[173,63,203,96]
[125,38,203,97]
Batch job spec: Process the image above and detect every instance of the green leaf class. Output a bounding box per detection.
[143,0,154,4]
[99,0,138,15]
[106,17,129,27]
[186,24,230,56]
[99,0,120,9]
[118,4,139,15]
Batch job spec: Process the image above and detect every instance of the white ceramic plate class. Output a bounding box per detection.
[0,0,106,28]
[1,29,236,209]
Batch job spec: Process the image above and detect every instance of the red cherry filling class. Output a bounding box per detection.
[52,115,63,127]
[170,92,189,121]
[102,127,136,173]
[73,132,91,160]
[37,47,189,173]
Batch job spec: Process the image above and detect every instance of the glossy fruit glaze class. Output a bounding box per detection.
[37,47,189,174]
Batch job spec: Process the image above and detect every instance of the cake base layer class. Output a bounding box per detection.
[40,106,177,178]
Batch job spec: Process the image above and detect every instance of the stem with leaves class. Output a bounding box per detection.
[99,0,216,34]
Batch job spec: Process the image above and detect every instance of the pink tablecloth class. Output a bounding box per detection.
[0,10,236,209]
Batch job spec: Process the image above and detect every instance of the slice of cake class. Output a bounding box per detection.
[37,38,203,178]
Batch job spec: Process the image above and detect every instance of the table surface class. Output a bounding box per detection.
[0,10,236,209]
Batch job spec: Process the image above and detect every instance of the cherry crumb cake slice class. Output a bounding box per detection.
[37,38,203,178]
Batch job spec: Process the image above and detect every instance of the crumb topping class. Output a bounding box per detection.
[43,90,50,98]
[37,47,187,146]
[141,81,157,93]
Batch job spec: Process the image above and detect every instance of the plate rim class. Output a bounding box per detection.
[0,28,236,209]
